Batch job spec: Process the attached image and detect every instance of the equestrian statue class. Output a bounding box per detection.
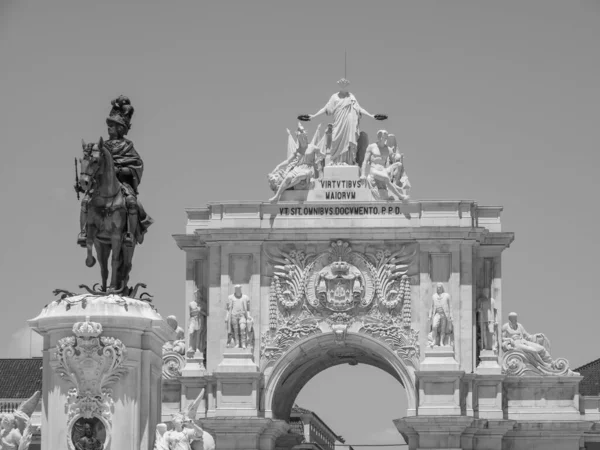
[75,96,153,294]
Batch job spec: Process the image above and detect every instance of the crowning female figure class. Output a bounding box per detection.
[308,78,378,165]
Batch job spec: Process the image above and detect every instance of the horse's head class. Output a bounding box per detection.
[79,137,104,192]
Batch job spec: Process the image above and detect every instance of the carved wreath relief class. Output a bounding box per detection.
[261,240,420,370]
[53,316,128,450]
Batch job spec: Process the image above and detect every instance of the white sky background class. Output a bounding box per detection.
[1,1,600,447]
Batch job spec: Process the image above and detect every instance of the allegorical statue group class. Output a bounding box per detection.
[268,78,411,202]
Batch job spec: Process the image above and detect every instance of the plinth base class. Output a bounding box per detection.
[323,165,360,179]
[421,346,460,371]
[181,357,206,377]
[476,350,501,375]
[28,294,173,450]
[215,348,258,373]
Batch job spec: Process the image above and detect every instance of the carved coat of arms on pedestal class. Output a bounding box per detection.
[261,240,419,370]
[52,316,128,450]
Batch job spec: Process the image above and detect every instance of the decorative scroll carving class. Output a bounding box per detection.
[162,352,185,380]
[53,316,128,450]
[501,312,576,377]
[360,309,420,369]
[262,240,419,369]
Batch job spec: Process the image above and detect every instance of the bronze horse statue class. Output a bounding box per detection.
[79,138,134,294]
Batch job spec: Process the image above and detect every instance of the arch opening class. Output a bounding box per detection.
[263,331,417,421]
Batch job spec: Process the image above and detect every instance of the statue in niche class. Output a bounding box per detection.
[501,312,553,366]
[477,288,498,353]
[187,294,206,359]
[268,124,323,203]
[74,422,103,450]
[225,285,253,349]
[164,315,186,355]
[303,78,386,165]
[360,130,410,201]
[428,283,454,347]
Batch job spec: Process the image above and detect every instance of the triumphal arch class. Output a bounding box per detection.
[27,87,595,450]
[169,80,588,449]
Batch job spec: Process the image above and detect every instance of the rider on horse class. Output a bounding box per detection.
[77,96,152,248]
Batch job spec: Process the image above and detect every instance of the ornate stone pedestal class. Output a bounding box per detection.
[182,356,207,377]
[200,417,289,450]
[394,416,474,450]
[476,350,501,375]
[28,294,172,450]
[214,348,260,417]
[417,347,463,416]
[504,376,583,421]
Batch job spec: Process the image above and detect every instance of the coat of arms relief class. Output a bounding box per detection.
[52,316,128,450]
[261,240,420,370]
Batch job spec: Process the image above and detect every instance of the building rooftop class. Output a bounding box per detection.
[0,358,43,399]
[291,403,345,444]
[575,358,600,396]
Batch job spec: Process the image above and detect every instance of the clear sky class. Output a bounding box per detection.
[1,1,600,448]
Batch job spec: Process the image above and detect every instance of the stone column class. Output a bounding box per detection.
[204,243,222,374]
[28,294,172,450]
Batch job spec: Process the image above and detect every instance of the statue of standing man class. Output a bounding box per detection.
[429,283,454,347]
[225,285,252,349]
[306,78,384,166]
[187,291,206,359]
[477,288,498,353]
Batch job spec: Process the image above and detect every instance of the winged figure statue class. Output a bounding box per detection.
[153,389,215,450]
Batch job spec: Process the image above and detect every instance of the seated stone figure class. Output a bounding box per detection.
[163,315,185,355]
[268,124,324,202]
[360,130,410,201]
[386,134,411,196]
[501,312,575,376]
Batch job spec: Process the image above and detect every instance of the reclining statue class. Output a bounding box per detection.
[501,312,575,376]
[268,124,325,203]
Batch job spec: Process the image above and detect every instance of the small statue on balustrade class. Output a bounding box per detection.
[225,285,254,350]
[428,283,454,347]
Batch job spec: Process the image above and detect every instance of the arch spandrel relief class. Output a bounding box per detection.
[261,240,420,371]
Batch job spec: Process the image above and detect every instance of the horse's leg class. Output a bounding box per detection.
[120,244,134,294]
[85,220,96,268]
[94,240,109,292]
[108,233,123,291]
